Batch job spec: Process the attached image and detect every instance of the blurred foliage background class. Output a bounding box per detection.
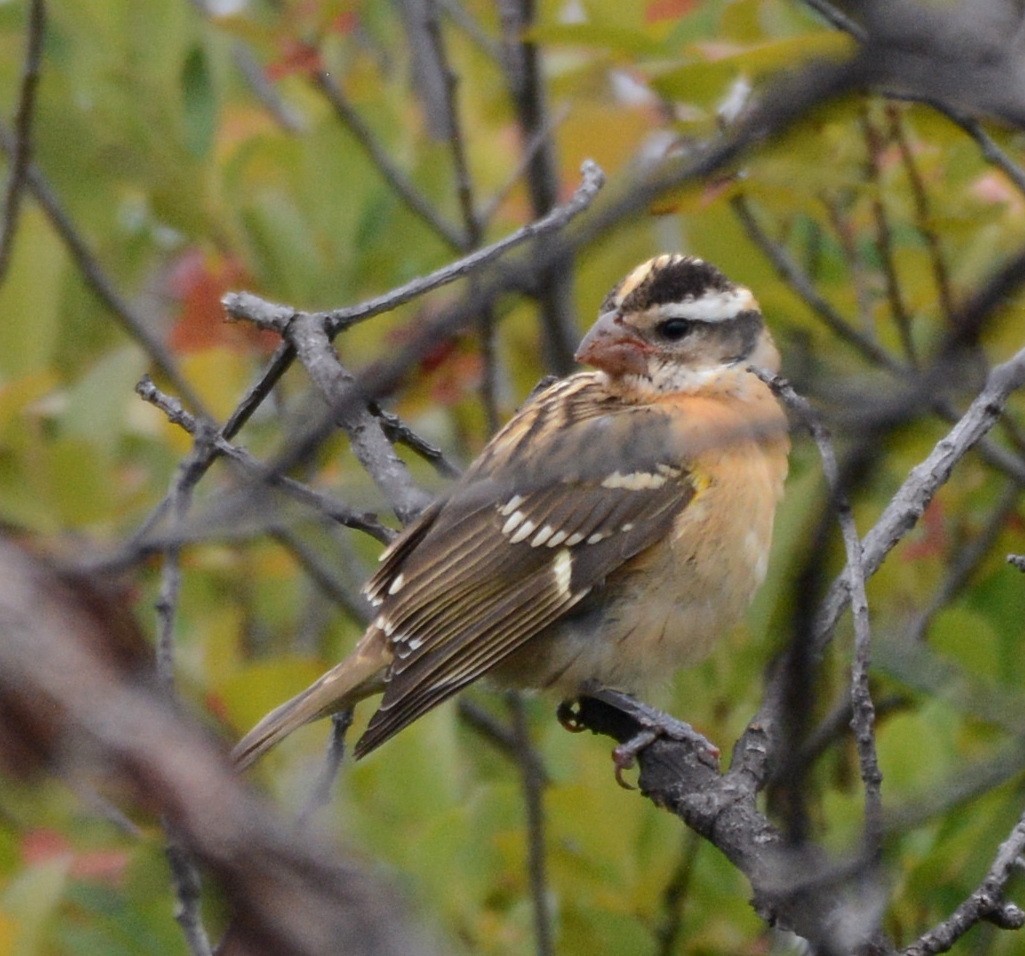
[2,0,1025,953]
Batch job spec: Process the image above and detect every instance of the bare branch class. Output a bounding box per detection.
[800,0,867,39]
[907,480,1023,642]
[497,0,578,374]
[0,540,438,956]
[507,692,554,956]
[222,159,605,341]
[312,69,468,250]
[754,371,883,858]
[731,193,905,372]
[368,402,462,478]
[863,108,917,364]
[136,376,394,544]
[886,104,954,323]
[817,342,1025,653]
[166,832,214,956]
[267,312,433,524]
[0,0,45,284]
[903,805,1025,954]
[0,122,207,417]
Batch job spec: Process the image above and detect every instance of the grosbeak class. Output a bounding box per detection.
[233,254,789,768]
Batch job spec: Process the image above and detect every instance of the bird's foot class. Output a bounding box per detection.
[611,717,719,789]
[565,685,719,789]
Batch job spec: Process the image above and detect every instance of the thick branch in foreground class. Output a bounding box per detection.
[0,539,435,956]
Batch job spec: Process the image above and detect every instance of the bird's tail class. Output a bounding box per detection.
[231,628,391,770]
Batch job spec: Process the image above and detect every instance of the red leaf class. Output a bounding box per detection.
[168,249,277,354]
[265,40,324,82]
[646,0,698,23]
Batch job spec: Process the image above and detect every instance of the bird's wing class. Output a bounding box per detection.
[355,374,699,756]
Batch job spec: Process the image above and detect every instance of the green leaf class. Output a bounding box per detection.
[0,209,67,379]
[652,31,855,100]
[1,857,72,955]
[528,23,666,57]
[181,44,217,158]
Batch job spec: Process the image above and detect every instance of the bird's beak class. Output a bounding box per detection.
[574,311,652,377]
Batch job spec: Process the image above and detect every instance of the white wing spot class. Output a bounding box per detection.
[621,522,634,532]
[498,494,525,517]
[553,549,573,597]
[502,510,527,535]
[387,573,405,595]
[564,532,585,547]
[530,525,555,547]
[374,614,397,637]
[601,470,667,490]
[586,532,608,545]
[406,635,425,652]
[546,529,568,548]
[509,519,537,544]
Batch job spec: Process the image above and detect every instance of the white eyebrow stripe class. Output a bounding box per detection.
[657,288,755,322]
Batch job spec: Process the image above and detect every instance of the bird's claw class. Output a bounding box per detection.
[610,710,720,790]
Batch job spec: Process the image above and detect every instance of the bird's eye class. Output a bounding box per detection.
[655,318,695,342]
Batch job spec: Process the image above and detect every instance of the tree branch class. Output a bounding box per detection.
[0,0,45,284]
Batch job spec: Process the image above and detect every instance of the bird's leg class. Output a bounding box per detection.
[564,685,720,789]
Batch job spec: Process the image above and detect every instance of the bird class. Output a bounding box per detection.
[232,254,790,772]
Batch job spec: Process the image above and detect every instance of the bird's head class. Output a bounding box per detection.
[575,254,780,393]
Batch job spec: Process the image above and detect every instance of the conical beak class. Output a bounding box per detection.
[574,311,651,377]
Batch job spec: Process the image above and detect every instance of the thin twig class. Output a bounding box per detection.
[903,804,1025,954]
[232,42,305,133]
[435,0,503,62]
[862,108,917,364]
[270,313,433,523]
[136,376,394,544]
[166,830,214,956]
[885,92,1025,199]
[152,410,217,955]
[369,402,462,478]
[154,424,215,695]
[423,1,502,431]
[298,710,355,826]
[425,2,479,240]
[822,191,875,334]
[654,831,701,956]
[0,0,45,284]
[0,122,207,417]
[886,104,954,323]
[496,0,578,374]
[269,527,375,623]
[907,480,1023,642]
[754,371,884,859]
[800,0,866,38]
[312,70,468,251]
[732,193,905,372]
[507,692,554,956]
[816,343,1025,653]
[478,104,571,228]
